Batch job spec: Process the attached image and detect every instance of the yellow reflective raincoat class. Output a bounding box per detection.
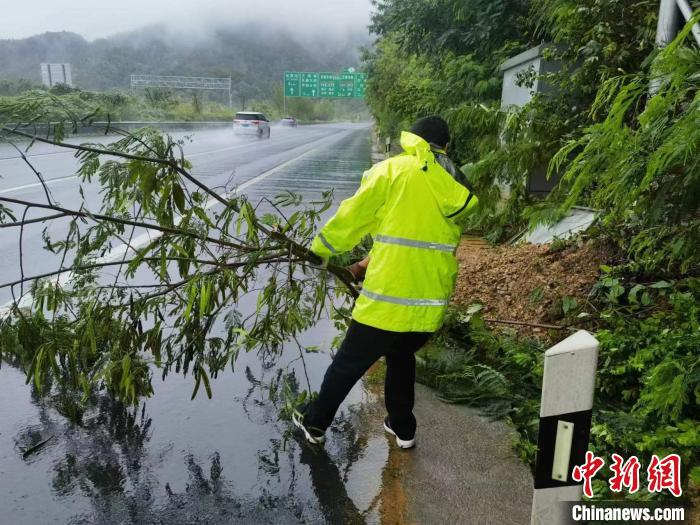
[311,131,478,332]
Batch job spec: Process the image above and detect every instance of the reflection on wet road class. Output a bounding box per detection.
[0,124,403,524]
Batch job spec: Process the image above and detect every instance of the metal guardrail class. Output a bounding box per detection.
[2,121,234,137]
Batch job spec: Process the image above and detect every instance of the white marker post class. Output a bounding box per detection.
[531,330,599,525]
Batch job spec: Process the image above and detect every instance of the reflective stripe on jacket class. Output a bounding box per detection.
[310,131,478,332]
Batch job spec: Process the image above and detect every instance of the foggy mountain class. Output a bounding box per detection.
[0,23,370,95]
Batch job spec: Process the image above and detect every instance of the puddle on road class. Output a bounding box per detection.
[363,360,414,525]
[0,126,417,525]
[0,337,409,524]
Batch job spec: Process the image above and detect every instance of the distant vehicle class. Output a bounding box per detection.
[281,116,298,127]
[233,112,271,138]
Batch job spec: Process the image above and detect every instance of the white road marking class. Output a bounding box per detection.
[0,128,350,317]
[0,175,76,195]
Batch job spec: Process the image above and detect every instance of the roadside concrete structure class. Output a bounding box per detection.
[499,44,563,197]
[499,44,562,111]
[656,0,700,48]
[522,207,597,245]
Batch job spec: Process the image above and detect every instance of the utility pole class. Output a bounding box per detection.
[656,0,681,47]
[656,0,700,47]
[652,0,700,93]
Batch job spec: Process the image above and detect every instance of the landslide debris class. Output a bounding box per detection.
[453,238,610,340]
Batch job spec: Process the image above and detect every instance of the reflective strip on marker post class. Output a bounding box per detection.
[530,330,599,525]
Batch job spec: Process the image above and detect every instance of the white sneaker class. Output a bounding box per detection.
[383,417,416,449]
[292,410,326,445]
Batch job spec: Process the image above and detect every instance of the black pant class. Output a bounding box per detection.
[306,320,433,438]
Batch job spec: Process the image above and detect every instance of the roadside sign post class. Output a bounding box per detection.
[530,330,599,525]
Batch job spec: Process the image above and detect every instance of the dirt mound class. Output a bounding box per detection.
[453,238,609,339]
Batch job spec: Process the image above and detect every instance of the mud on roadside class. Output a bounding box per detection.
[453,237,612,341]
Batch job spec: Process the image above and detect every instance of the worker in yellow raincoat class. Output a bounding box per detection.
[294,116,478,448]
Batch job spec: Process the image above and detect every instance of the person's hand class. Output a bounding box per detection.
[345,262,364,282]
[345,256,370,282]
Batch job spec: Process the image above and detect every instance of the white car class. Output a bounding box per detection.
[281,116,298,127]
[233,112,271,138]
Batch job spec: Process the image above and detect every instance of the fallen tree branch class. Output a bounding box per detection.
[483,317,572,331]
[0,255,295,291]
[0,212,69,228]
[0,195,253,252]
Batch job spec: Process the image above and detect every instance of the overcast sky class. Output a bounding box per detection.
[1,0,372,40]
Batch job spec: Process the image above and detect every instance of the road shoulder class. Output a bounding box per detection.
[402,383,532,525]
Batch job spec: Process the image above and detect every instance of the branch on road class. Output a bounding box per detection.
[0,93,359,407]
[483,318,573,331]
[0,195,255,252]
[3,139,55,205]
[0,212,70,228]
[0,125,358,297]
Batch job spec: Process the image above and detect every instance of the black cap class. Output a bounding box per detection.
[410,116,450,148]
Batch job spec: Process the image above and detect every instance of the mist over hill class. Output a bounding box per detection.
[0,24,370,95]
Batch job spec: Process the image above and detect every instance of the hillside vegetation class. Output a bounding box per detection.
[0,24,367,97]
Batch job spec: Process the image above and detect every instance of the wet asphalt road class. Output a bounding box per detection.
[0,123,397,524]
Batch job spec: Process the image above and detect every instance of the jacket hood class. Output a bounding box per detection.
[400,131,433,166]
[400,131,471,218]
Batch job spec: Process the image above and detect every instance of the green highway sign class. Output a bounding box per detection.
[338,73,355,98]
[284,71,300,97]
[354,73,367,98]
[300,72,319,97]
[284,70,367,99]
[319,72,337,97]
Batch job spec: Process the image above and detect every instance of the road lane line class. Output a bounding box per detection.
[0,175,77,195]
[0,127,355,317]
